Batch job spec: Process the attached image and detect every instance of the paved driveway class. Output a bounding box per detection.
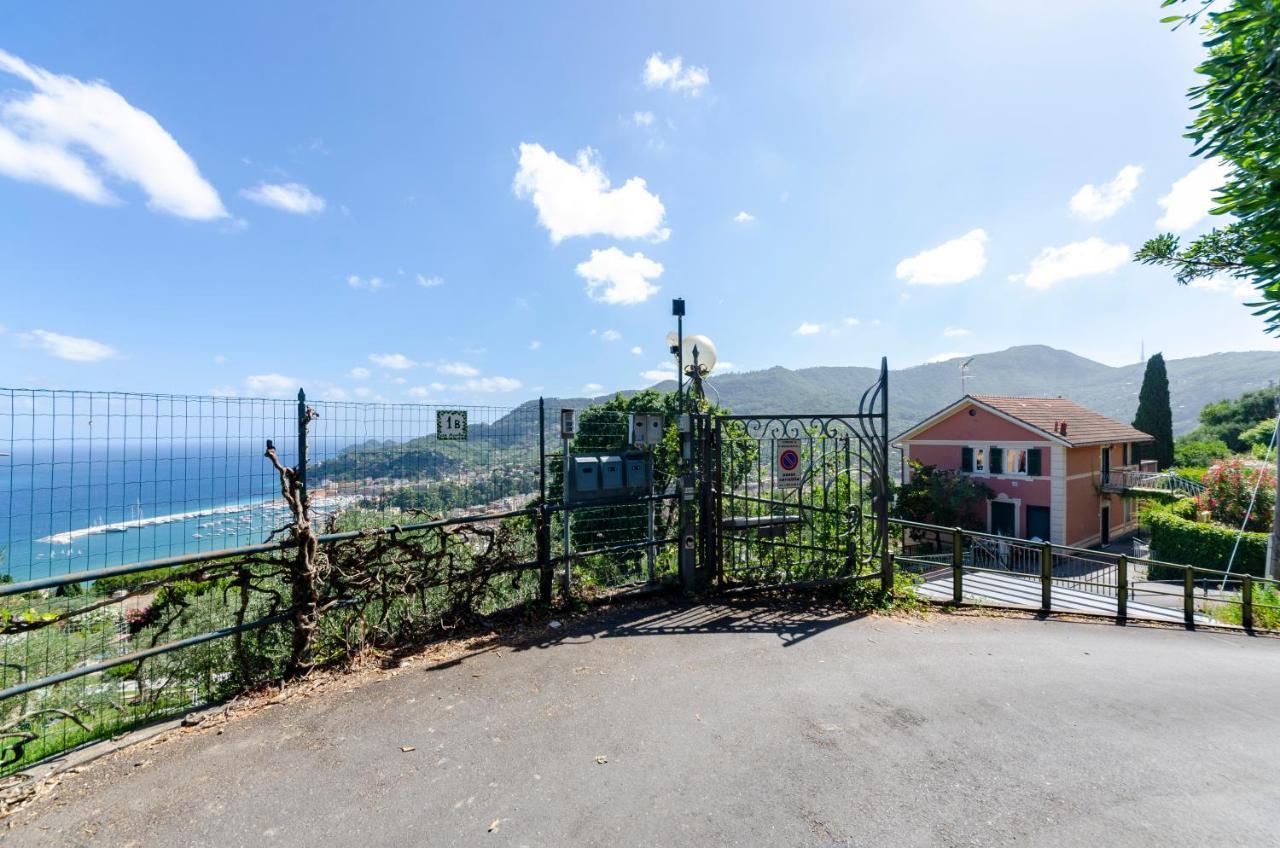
[9,601,1280,847]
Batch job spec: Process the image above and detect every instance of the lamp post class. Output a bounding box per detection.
[670,300,721,590]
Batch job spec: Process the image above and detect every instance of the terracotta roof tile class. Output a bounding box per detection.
[970,394,1153,447]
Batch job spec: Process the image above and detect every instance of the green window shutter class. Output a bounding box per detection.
[990,446,1004,474]
[1027,448,1042,477]
[961,447,973,472]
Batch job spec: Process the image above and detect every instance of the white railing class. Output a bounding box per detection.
[1100,468,1205,497]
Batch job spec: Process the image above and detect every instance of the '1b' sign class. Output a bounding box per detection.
[436,410,468,440]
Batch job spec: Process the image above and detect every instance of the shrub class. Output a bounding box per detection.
[1197,458,1274,531]
[1142,507,1268,579]
[1213,582,1280,631]
[1173,438,1230,468]
[1172,466,1209,484]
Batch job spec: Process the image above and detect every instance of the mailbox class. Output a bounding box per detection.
[625,456,649,488]
[599,456,624,490]
[572,456,601,493]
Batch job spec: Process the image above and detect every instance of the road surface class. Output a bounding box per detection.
[9,601,1280,847]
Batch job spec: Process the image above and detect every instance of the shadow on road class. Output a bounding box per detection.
[412,595,870,673]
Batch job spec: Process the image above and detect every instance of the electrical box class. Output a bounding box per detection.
[599,456,624,490]
[625,456,649,488]
[559,408,576,439]
[571,456,600,493]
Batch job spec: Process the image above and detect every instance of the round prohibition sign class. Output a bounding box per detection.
[778,448,801,471]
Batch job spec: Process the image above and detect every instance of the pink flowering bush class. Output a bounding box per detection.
[1197,458,1275,532]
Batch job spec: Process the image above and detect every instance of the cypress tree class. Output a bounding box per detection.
[1132,353,1174,468]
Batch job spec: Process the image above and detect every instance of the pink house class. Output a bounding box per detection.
[894,395,1154,548]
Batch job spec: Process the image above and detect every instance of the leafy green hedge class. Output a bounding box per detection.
[1142,507,1268,579]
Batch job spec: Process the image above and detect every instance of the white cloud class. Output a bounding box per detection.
[630,111,655,128]
[348,366,371,379]
[416,274,444,288]
[347,274,387,292]
[437,361,479,377]
[842,317,859,327]
[528,340,542,351]
[0,49,225,219]
[733,211,755,224]
[1011,237,1129,290]
[458,376,522,393]
[943,327,971,338]
[245,373,299,398]
[369,353,414,370]
[643,53,710,95]
[575,247,663,305]
[210,385,237,397]
[407,386,431,399]
[716,360,735,372]
[926,352,970,364]
[1069,165,1142,221]
[582,383,604,394]
[240,182,325,214]
[630,346,643,355]
[895,229,988,285]
[794,322,823,336]
[22,329,118,362]
[1157,159,1230,232]
[600,329,622,342]
[641,364,677,382]
[213,354,227,365]
[1190,275,1254,299]
[513,143,668,243]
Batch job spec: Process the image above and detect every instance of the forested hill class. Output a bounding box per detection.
[545,345,1280,437]
[319,345,1280,483]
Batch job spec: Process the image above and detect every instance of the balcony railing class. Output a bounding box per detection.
[1098,466,1205,497]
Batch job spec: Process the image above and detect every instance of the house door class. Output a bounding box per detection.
[990,501,1016,537]
[1100,504,1111,546]
[1026,506,1051,542]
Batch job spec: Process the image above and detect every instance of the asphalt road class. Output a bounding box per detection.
[10,601,1280,847]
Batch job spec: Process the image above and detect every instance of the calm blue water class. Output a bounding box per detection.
[1,441,310,584]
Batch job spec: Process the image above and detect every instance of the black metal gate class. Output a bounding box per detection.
[702,359,890,590]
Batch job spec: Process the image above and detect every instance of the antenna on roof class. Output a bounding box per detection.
[959,357,975,397]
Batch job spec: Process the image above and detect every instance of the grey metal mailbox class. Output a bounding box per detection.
[625,456,649,488]
[572,456,601,493]
[599,456,624,490]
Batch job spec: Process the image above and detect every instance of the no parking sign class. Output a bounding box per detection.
[776,439,802,489]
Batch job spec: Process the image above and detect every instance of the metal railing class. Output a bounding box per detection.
[1099,467,1205,497]
[892,518,1280,632]
[0,388,681,775]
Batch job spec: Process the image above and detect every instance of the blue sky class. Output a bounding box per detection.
[1,1,1274,404]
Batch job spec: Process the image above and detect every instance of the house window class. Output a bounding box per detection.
[1004,448,1028,476]
[974,447,986,473]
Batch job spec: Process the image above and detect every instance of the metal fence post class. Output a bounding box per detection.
[561,434,572,595]
[1040,542,1052,614]
[1116,554,1127,624]
[1242,574,1254,632]
[1184,568,1195,628]
[296,388,309,511]
[537,398,552,603]
[952,527,964,605]
[646,461,656,583]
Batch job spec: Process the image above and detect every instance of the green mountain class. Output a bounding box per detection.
[561,345,1280,437]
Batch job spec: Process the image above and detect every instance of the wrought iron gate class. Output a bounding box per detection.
[702,359,890,590]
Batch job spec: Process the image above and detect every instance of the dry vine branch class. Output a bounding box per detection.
[264,407,321,676]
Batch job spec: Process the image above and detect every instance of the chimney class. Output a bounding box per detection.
[1059,420,1068,436]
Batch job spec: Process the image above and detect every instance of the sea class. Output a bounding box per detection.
[1,440,358,585]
